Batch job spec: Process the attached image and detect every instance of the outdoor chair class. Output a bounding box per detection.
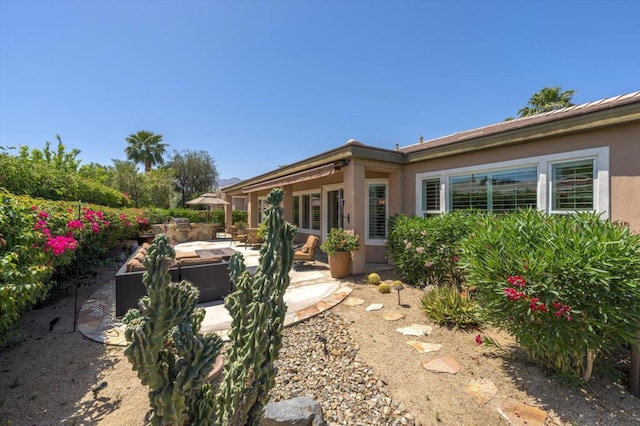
[230,226,247,246]
[294,235,319,265]
[244,227,263,247]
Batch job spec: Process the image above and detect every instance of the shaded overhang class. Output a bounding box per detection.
[242,163,338,193]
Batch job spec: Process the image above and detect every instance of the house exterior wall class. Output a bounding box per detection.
[401,122,640,232]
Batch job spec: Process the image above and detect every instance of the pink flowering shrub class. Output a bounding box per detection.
[463,209,640,382]
[386,211,479,287]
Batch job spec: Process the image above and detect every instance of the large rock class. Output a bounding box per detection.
[261,396,326,426]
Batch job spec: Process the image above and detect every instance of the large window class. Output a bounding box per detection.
[450,166,537,213]
[293,191,321,232]
[416,147,608,218]
[367,181,387,242]
[551,159,594,211]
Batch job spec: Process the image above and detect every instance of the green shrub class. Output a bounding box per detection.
[378,283,391,293]
[462,209,640,381]
[386,212,479,287]
[420,284,480,329]
[368,273,381,285]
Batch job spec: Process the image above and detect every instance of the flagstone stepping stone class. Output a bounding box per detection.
[396,324,433,336]
[365,303,384,311]
[465,378,498,405]
[498,401,547,426]
[406,340,442,353]
[383,312,405,321]
[421,355,461,374]
[344,297,365,307]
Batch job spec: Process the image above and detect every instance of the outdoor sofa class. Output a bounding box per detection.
[114,243,234,316]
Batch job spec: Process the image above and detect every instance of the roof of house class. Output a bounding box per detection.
[399,91,640,155]
[223,91,640,192]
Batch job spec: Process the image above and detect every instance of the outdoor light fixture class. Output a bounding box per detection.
[393,281,405,305]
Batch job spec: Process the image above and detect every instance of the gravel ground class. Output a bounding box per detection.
[1,265,639,425]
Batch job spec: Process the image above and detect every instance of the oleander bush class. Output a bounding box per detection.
[463,209,640,381]
[386,211,479,287]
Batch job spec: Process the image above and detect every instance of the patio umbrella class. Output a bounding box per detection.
[185,193,230,207]
[185,193,230,221]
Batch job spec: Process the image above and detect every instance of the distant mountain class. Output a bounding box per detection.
[217,177,242,188]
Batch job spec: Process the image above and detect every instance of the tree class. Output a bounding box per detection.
[167,150,218,207]
[517,86,576,117]
[109,159,143,206]
[124,130,168,172]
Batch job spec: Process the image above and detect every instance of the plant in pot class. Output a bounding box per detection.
[320,228,360,278]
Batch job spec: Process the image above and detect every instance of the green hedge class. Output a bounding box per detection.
[0,154,130,207]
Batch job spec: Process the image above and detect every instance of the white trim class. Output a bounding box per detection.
[366,179,388,245]
[415,147,610,218]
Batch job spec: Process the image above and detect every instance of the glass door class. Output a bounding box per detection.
[326,189,344,231]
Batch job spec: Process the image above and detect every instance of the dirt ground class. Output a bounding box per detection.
[1,265,639,425]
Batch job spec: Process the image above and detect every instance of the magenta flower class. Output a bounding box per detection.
[67,220,84,230]
[475,334,483,345]
[37,211,49,220]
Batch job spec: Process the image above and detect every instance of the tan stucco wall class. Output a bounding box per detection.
[402,122,640,232]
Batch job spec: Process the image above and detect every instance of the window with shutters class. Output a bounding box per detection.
[367,180,387,243]
[415,147,608,218]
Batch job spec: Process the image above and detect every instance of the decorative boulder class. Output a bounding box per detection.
[260,396,325,426]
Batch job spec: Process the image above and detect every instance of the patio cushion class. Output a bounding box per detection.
[301,246,310,253]
[175,251,199,260]
[126,258,145,272]
[179,256,223,266]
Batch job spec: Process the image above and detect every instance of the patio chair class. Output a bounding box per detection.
[230,226,247,246]
[294,235,319,265]
[244,227,263,248]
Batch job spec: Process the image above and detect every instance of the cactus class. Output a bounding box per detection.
[378,282,391,293]
[122,234,223,426]
[215,188,296,426]
[368,272,381,285]
[123,188,296,426]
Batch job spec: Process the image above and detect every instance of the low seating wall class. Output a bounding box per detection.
[115,243,233,317]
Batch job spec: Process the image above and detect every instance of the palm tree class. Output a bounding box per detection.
[518,87,576,117]
[124,130,168,172]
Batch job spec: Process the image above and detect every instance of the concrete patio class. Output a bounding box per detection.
[78,238,392,346]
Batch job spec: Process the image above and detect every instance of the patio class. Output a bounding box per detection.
[77,237,392,346]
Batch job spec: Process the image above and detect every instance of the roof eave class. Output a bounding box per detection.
[222,143,404,193]
[407,103,640,163]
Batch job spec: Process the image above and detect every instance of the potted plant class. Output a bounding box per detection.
[320,228,360,278]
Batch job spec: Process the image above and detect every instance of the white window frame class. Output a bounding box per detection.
[415,147,609,219]
[366,179,388,245]
[292,189,322,235]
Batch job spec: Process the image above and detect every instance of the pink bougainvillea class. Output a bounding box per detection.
[45,235,78,256]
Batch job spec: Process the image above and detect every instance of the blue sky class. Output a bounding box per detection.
[1,0,638,182]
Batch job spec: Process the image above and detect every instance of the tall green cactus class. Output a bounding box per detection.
[124,188,296,425]
[122,234,223,426]
[215,187,296,425]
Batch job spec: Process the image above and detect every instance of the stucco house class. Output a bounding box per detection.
[221,91,640,274]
